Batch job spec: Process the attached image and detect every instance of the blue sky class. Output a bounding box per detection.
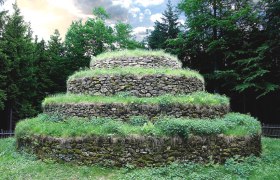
[2,0,182,40]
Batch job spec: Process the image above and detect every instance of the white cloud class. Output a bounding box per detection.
[112,0,133,9]
[135,0,164,7]
[178,19,184,25]
[139,13,144,22]
[133,26,154,40]
[1,0,14,12]
[16,0,85,40]
[150,13,163,23]
[129,7,141,18]
[144,9,152,15]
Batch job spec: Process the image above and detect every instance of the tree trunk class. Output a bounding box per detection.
[9,108,12,131]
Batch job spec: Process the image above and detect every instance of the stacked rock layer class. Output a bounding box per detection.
[16,51,261,167]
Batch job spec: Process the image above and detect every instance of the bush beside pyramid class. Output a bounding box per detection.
[15,50,261,167]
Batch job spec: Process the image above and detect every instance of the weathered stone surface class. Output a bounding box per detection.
[43,103,230,120]
[67,75,204,97]
[90,56,181,69]
[17,134,261,167]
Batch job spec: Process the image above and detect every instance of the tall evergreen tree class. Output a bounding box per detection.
[0,10,7,111]
[1,4,37,128]
[33,38,53,103]
[148,0,181,50]
[47,29,67,92]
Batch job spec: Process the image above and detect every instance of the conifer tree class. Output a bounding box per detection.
[1,4,37,125]
[0,10,7,110]
[47,29,67,92]
[148,0,180,50]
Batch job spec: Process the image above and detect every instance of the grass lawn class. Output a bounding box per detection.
[0,137,279,180]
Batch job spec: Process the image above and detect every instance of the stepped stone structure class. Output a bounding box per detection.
[16,50,261,167]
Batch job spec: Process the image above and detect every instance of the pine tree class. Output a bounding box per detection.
[1,4,37,127]
[47,29,67,92]
[0,10,7,110]
[148,0,180,50]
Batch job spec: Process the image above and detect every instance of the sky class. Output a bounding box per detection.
[1,0,182,41]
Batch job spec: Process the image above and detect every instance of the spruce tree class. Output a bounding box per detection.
[0,10,7,110]
[47,29,67,92]
[148,0,180,50]
[1,4,37,126]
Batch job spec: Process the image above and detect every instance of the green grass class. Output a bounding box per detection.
[15,113,261,138]
[90,49,181,64]
[1,137,279,179]
[42,92,229,107]
[68,67,204,82]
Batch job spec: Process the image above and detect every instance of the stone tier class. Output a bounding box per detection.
[67,75,204,97]
[17,134,261,167]
[43,103,230,120]
[90,56,181,69]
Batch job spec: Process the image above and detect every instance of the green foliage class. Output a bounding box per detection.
[148,0,181,50]
[15,113,260,138]
[92,7,110,20]
[0,90,6,110]
[175,0,280,99]
[114,22,143,49]
[0,4,40,120]
[42,92,229,107]
[46,29,68,93]
[68,67,203,82]
[65,9,142,69]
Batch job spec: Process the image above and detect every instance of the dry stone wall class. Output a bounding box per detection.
[17,134,261,167]
[43,103,230,120]
[67,75,204,97]
[90,56,181,69]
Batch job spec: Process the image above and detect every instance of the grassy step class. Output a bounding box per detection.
[15,113,261,138]
[68,67,204,82]
[43,92,228,106]
[90,49,181,64]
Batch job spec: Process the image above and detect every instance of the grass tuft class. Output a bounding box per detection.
[15,113,261,138]
[42,92,229,107]
[68,67,204,82]
[90,49,181,65]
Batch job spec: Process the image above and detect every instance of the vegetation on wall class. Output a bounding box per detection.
[68,67,203,81]
[42,92,229,107]
[15,113,260,138]
[0,137,279,179]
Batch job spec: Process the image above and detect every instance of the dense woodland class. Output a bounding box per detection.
[0,0,279,130]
